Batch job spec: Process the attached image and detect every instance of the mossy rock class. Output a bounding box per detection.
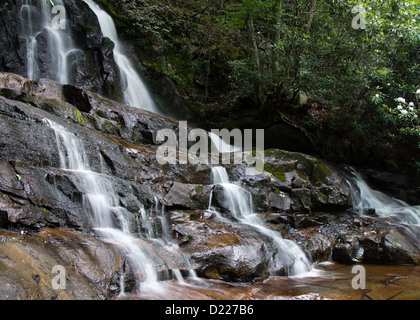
[264,163,287,182]
[264,149,316,184]
[75,108,88,125]
[311,163,333,186]
[100,120,121,136]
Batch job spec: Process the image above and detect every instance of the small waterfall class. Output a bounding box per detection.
[83,0,158,114]
[20,0,78,84]
[349,169,420,225]
[209,166,312,276]
[44,119,172,293]
[208,132,242,153]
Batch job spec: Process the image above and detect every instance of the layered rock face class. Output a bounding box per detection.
[0,72,418,299]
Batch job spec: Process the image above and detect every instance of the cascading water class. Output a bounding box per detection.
[348,168,420,225]
[20,0,78,84]
[208,132,242,153]
[83,0,158,113]
[44,119,191,294]
[209,166,312,276]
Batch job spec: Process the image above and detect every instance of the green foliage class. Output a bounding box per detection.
[100,0,419,169]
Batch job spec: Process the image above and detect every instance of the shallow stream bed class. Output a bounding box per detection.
[130,263,420,300]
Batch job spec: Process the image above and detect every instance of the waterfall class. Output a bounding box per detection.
[209,166,312,276]
[44,119,179,293]
[348,169,420,225]
[20,0,78,84]
[208,132,242,153]
[83,0,158,114]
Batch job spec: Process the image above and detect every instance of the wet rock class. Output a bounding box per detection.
[263,213,290,226]
[366,284,405,300]
[268,191,292,212]
[364,208,378,217]
[0,162,26,199]
[62,84,92,112]
[0,166,86,230]
[0,227,194,300]
[242,149,352,214]
[330,222,420,265]
[0,229,121,299]
[291,189,312,213]
[293,214,324,229]
[290,227,335,262]
[0,1,27,77]
[0,0,123,101]
[382,225,420,265]
[170,210,275,282]
[211,184,232,215]
[164,182,211,210]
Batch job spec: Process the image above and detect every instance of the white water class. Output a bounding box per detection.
[44,119,165,292]
[208,132,242,153]
[20,0,77,84]
[210,166,312,276]
[350,169,420,225]
[83,0,158,113]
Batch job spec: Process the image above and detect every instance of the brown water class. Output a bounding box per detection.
[131,263,420,300]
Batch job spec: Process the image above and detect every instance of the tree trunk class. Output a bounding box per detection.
[246,14,265,105]
[247,14,260,73]
[306,0,317,34]
[273,0,283,99]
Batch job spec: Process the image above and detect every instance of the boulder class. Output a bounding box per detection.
[163,182,211,210]
[268,191,292,212]
[170,210,276,282]
[331,221,420,265]
[0,228,192,299]
[238,149,352,213]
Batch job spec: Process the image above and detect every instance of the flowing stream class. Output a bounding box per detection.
[19,0,158,114]
[209,166,312,276]
[20,0,77,84]
[83,0,158,113]
[348,168,420,225]
[44,119,189,295]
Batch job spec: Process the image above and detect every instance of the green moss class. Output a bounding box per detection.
[311,163,333,185]
[195,185,204,193]
[297,171,309,181]
[41,207,49,213]
[84,25,100,31]
[101,120,121,136]
[75,109,88,125]
[95,0,129,23]
[264,163,287,182]
[267,149,316,179]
